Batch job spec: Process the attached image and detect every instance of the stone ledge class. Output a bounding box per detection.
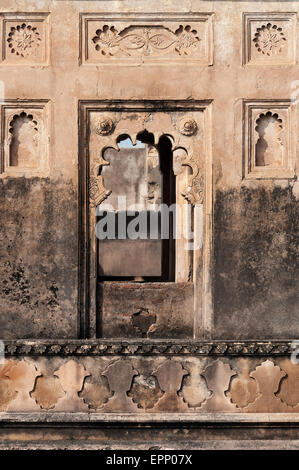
[2,412,299,423]
[1,440,299,450]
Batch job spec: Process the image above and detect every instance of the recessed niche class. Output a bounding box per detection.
[243,100,295,179]
[8,112,39,168]
[255,112,283,168]
[0,100,50,176]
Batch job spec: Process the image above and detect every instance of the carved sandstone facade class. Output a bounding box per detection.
[0,0,298,450]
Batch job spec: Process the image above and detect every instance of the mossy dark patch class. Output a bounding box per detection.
[0,177,77,338]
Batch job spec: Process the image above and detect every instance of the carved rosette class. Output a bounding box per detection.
[253,23,286,56]
[96,118,115,136]
[179,118,198,136]
[7,23,41,57]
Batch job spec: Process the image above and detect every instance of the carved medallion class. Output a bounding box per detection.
[253,23,286,56]
[0,13,50,65]
[243,13,296,65]
[97,118,115,136]
[179,118,198,136]
[7,23,41,57]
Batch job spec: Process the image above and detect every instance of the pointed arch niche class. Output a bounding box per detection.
[79,100,212,340]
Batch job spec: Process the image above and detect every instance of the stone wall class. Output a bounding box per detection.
[0,0,298,449]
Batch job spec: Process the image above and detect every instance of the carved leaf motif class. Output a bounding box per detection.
[199,359,238,412]
[101,360,139,412]
[244,360,289,412]
[154,360,188,393]
[228,359,259,408]
[119,34,146,50]
[93,24,201,58]
[149,33,176,50]
[152,361,189,412]
[31,376,65,410]
[53,360,90,412]
[5,360,41,411]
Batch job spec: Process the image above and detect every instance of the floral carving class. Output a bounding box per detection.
[89,175,111,207]
[152,360,189,411]
[92,24,201,57]
[89,160,111,207]
[97,118,115,136]
[7,23,41,57]
[253,23,286,56]
[175,25,200,55]
[179,118,198,136]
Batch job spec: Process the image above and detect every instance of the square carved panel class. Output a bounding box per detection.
[243,12,297,65]
[0,100,50,176]
[243,100,295,179]
[80,12,213,65]
[0,12,50,65]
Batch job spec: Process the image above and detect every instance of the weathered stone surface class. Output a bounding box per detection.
[244,360,289,413]
[0,178,77,339]
[199,360,238,412]
[0,361,17,411]
[100,282,194,338]
[0,0,298,449]
[1,355,299,416]
[5,359,41,411]
[54,360,90,412]
[31,375,65,410]
[228,358,259,409]
[214,187,299,339]
[129,374,164,410]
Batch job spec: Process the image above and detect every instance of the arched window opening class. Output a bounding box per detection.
[97,131,176,282]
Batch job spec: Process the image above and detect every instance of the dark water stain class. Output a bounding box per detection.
[213,186,299,339]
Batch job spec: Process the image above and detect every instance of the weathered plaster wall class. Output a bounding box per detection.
[213,185,299,339]
[0,177,77,338]
[0,0,298,341]
[99,282,194,338]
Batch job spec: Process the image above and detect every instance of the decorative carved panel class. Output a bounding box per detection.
[243,100,295,179]
[243,12,297,65]
[89,110,204,207]
[2,354,299,414]
[0,100,50,176]
[0,13,50,65]
[80,13,213,65]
